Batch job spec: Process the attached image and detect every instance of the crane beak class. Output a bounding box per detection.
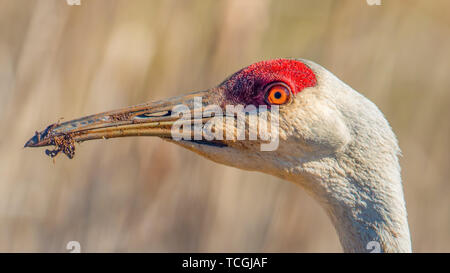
[24,90,221,157]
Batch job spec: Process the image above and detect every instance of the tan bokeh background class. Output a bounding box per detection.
[0,0,449,252]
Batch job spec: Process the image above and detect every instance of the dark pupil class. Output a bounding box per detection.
[274,91,282,99]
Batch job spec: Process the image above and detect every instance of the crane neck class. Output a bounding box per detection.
[288,155,412,253]
[323,182,412,253]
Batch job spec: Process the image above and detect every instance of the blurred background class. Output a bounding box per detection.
[0,0,449,252]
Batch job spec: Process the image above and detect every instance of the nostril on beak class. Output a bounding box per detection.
[135,110,172,119]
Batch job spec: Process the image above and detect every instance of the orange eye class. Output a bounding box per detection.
[265,82,291,105]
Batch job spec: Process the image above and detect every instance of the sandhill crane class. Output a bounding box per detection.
[25,59,411,253]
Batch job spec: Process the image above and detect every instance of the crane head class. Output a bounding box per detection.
[25,59,409,252]
[24,59,368,182]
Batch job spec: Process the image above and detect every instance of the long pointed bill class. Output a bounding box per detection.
[24,90,219,158]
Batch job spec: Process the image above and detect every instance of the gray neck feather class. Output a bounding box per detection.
[286,152,411,252]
